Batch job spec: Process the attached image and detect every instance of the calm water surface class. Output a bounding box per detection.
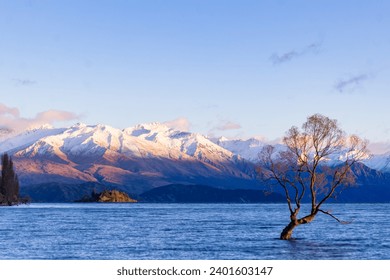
[0,203,388,259]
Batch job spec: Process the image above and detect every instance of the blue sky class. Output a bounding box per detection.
[1,0,390,151]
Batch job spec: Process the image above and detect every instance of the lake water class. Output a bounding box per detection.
[0,203,388,260]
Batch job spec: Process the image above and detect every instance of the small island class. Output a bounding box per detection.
[76,189,137,203]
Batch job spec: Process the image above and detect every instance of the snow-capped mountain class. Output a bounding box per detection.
[215,137,266,162]
[213,137,390,173]
[0,126,66,155]
[214,137,287,162]
[364,152,390,173]
[1,122,389,202]
[10,122,243,165]
[1,122,256,194]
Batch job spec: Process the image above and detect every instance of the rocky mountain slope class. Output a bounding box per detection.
[1,122,389,203]
[1,123,259,196]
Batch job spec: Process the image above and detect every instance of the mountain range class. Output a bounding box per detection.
[0,122,389,202]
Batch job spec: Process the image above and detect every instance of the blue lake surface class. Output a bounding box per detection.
[0,203,388,259]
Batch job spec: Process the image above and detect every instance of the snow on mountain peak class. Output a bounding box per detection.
[2,120,390,193]
[1,121,389,174]
[363,152,390,173]
[126,122,172,136]
[71,122,88,129]
[0,126,67,154]
[25,123,54,131]
[0,121,237,167]
[216,136,229,142]
[213,137,268,162]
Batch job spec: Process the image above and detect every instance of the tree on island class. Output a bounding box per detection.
[257,114,369,240]
[0,153,21,206]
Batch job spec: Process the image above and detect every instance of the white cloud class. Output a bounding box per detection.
[0,103,80,132]
[0,104,20,118]
[35,110,79,123]
[163,117,191,131]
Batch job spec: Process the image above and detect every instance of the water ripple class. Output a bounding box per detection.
[0,203,388,259]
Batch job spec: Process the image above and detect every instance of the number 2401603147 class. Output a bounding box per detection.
[209,266,273,276]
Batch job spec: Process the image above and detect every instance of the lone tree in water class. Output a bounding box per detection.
[257,114,369,240]
[0,153,20,205]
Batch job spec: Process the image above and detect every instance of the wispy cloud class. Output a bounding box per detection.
[214,120,242,131]
[163,117,191,131]
[0,103,80,132]
[270,42,322,64]
[334,74,370,93]
[206,120,242,138]
[0,104,20,118]
[13,78,37,86]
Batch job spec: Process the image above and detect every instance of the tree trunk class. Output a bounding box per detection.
[280,213,317,240]
[280,221,298,240]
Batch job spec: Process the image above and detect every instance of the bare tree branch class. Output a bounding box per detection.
[257,114,369,240]
[318,209,351,224]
